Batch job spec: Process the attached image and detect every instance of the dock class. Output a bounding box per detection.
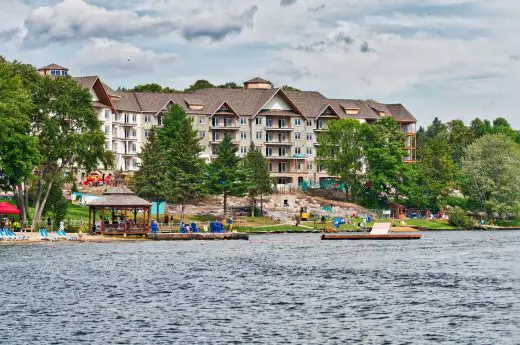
[321,233,423,240]
[147,233,249,241]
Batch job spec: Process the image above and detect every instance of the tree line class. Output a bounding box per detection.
[134,105,273,219]
[317,115,520,220]
[117,81,300,93]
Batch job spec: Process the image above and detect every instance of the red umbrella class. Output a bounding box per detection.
[0,202,20,215]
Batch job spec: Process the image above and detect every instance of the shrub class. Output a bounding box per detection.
[448,207,474,229]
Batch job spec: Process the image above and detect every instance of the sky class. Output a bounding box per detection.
[1,0,519,127]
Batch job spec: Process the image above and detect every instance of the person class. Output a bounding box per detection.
[151,220,159,234]
[59,221,64,231]
[227,217,234,232]
[295,215,301,227]
[163,214,169,225]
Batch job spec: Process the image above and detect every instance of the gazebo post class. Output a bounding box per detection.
[101,207,105,234]
[88,207,91,234]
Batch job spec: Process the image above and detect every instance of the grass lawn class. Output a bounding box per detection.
[394,219,457,230]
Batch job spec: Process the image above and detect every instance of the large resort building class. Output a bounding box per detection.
[38,64,417,185]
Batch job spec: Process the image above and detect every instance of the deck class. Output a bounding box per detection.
[147,233,249,241]
[321,233,423,240]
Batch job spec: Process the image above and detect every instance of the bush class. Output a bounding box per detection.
[448,207,474,229]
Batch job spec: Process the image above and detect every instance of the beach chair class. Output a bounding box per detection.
[370,223,391,235]
[58,230,78,240]
[4,228,28,240]
[39,228,57,241]
[0,229,11,241]
[190,223,200,233]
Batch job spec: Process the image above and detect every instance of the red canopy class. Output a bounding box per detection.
[0,202,20,215]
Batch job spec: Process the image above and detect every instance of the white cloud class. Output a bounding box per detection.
[18,0,178,47]
[72,38,177,76]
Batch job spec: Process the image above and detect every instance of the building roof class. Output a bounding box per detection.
[86,186,151,207]
[244,77,272,84]
[193,87,278,116]
[73,76,99,90]
[38,63,69,71]
[386,104,417,122]
[282,90,329,118]
[329,99,380,120]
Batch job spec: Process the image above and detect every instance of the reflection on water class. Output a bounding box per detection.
[1,231,519,344]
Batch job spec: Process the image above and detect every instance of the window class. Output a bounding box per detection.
[297,161,303,171]
[266,119,273,128]
[306,147,313,155]
[104,125,109,134]
[225,118,233,127]
[132,159,138,168]
[279,162,287,173]
[240,146,248,154]
[213,132,220,141]
[240,132,247,140]
[256,131,262,140]
[307,119,313,126]
[240,117,247,125]
[104,109,110,120]
[212,117,219,127]
[132,114,137,123]
[266,133,274,142]
[132,129,137,137]
[144,115,151,123]
[307,162,313,170]
[199,131,206,138]
[294,118,301,126]
[105,142,110,150]
[157,116,163,126]
[307,133,313,141]
[269,162,273,172]
[319,165,326,173]
[144,129,150,138]
[279,118,286,128]
[318,119,325,129]
[62,70,67,76]
[266,147,273,157]
[295,132,301,140]
[279,147,287,157]
[294,147,301,155]
[256,117,263,125]
[199,116,205,125]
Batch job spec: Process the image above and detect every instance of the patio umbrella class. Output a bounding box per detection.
[0,202,20,215]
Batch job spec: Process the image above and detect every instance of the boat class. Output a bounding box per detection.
[321,223,423,240]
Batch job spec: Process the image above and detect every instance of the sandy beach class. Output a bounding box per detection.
[0,231,146,245]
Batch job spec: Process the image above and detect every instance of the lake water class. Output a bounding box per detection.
[1,231,519,344]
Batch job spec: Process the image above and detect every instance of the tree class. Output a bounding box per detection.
[0,62,40,222]
[206,134,251,215]
[462,134,520,219]
[447,120,474,167]
[158,105,206,220]
[243,142,273,216]
[363,117,407,201]
[491,117,518,142]
[281,85,301,91]
[184,80,215,93]
[218,82,243,89]
[128,83,179,93]
[134,128,167,220]
[416,131,458,210]
[317,119,367,201]
[30,75,113,229]
[470,118,492,138]
[42,176,69,228]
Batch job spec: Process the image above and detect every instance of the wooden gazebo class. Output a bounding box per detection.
[87,186,152,235]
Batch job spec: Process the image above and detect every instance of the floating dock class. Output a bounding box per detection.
[147,233,249,241]
[321,233,423,240]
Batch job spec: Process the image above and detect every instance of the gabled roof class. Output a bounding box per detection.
[73,76,98,90]
[193,88,278,116]
[282,90,330,118]
[386,104,417,122]
[87,186,151,207]
[38,63,68,71]
[365,99,392,115]
[245,77,272,84]
[329,99,380,120]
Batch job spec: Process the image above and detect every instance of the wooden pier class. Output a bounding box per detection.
[321,233,423,240]
[147,233,249,241]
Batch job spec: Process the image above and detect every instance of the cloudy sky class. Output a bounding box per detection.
[1,0,519,126]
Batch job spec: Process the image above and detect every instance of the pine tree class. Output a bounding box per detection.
[243,142,273,216]
[158,105,206,220]
[134,127,166,220]
[207,134,251,216]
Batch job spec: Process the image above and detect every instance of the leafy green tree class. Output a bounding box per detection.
[158,105,207,220]
[281,85,301,91]
[416,131,458,210]
[462,134,520,219]
[218,82,243,89]
[363,117,406,201]
[0,62,40,222]
[447,120,474,167]
[470,118,492,138]
[42,177,69,228]
[30,75,113,229]
[206,134,251,215]
[243,142,273,216]
[134,128,167,220]
[129,83,179,93]
[424,117,447,140]
[184,80,215,93]
[491,117,518,142]
[317,119,367,201]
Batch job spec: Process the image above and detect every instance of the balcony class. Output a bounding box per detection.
[265,155,294,160]
[210,139,238,145]
[265,140,294,146]
[210,125,240,130]
[265,126,294,131]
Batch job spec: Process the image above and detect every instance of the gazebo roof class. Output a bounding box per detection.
[86,186,151,207]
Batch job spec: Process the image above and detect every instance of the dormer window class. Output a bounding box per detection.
[184,97,204,111]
